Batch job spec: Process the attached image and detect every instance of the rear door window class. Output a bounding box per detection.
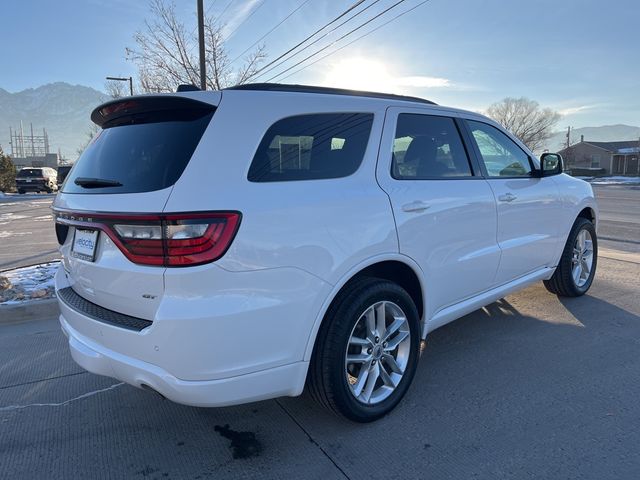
[63,106,213,194]
[248,113,374,182]
[392,114,473,179]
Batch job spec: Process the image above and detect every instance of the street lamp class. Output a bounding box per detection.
[105,76,133,96]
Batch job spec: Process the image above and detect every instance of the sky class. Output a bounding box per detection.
[1,0,639,128]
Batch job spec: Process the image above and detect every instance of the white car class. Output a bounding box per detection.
[53,84,598,422]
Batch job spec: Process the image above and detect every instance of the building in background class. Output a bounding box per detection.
[559,137,640,176]
[8,123,59,169]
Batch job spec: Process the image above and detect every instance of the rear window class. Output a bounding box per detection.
[17,169,44,178]
[248,113,374,182]
[63,109,213,194]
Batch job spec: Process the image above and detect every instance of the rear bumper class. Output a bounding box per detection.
[60,315,308,407]
[16,182,47,191]
[54,262,330,407]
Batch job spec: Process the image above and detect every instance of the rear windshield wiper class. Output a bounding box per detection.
[74,177,123,188]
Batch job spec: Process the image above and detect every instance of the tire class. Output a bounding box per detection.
[308,277,421,422]
[544,217,597,297]
[18,189,25,194]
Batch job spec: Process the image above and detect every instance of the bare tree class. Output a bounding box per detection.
[105,79,128,99]
[76,124,100,157]
[126,0,266,93]
[485,97,561,152]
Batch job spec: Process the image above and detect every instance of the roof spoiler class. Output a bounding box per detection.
[176,84,201,92]
[90,96,214,128]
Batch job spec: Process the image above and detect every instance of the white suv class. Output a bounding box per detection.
[53,84,598,422]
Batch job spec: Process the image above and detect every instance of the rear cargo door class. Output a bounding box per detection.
[54,94,218,321]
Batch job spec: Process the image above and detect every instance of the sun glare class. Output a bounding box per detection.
[322,57,402,93]
[321,57,451,94]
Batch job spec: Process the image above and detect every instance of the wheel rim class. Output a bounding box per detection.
[345,301,412,405]
[572,229,594,287]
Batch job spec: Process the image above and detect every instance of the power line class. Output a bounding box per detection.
[230,0,312,63]
[253,0,382,81]
[225,0,266,41]
[215,0,236,23]
[246,0,367,81]
[204,0,218,16]
[273,0,431,83]
[188,0,219,40]
[186,0,235,59]
[264,0,409,83]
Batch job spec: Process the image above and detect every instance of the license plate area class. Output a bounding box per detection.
[71,228,99,262]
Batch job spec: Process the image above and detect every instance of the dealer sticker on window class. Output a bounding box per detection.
[71,229,99,262]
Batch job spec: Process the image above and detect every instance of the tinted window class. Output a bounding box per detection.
[467,120,531,177]
[392,114,472,179]
[248,113,374,182]
[17,169,44,178]
[63,111,213,194]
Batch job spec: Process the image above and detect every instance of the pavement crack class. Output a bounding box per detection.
[275,399,351,480]
[0,371,88,391]
[0,382,124,412]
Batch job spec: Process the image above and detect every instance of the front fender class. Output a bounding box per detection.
[550,175,599,267]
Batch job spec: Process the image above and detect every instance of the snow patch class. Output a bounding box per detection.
[590,176,640,185]
[0,213,28,221]
[0,261,60,304]
[0,231,32,238]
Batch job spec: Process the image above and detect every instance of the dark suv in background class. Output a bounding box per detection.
[15,167,58,194]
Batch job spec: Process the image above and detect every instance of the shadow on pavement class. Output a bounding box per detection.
[2,287,640,479]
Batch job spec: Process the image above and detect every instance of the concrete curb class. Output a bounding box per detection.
[0,298,59,325]
[600,248,640,264]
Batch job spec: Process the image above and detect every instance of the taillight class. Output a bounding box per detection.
[55,211,241,267]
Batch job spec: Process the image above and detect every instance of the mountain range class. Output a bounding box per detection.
[0,82,638,160]
[0,82,105,160]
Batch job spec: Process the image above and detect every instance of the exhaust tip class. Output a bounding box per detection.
[140,383,166,400]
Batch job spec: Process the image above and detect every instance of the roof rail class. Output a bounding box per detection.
[224,83,436,105]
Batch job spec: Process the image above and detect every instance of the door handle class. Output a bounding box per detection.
[498,193,517,203]
[402,201,430,213]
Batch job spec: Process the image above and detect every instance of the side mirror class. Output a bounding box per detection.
[539,152,563,177]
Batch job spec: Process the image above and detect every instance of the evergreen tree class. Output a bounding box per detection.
[0,147,16,193]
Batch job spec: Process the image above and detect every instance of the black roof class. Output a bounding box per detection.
[224,83,436,105]
[584,140,640,152]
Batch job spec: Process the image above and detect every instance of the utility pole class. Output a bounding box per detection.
[105,76,133,96]
[197,0,206,90]
[565,126,571,149]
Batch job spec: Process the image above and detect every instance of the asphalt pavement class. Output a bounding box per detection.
[1,256,639,479]
[0,183,639,270]
[0,193,58,270]
[594,185,640,253]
